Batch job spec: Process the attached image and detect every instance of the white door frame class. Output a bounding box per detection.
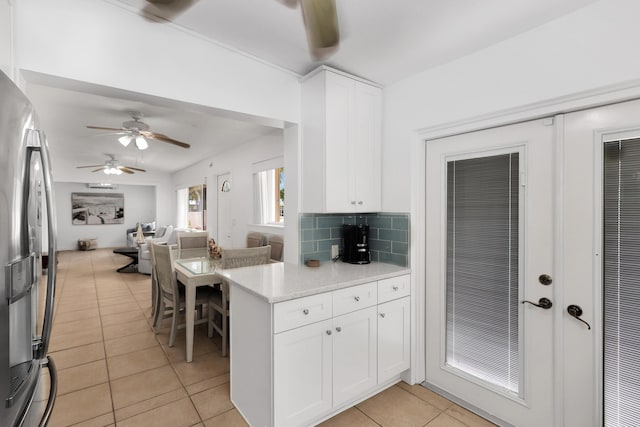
[411,79,640,425]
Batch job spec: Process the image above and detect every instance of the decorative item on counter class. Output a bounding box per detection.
[208,238,221,259]
[305,259,320,267]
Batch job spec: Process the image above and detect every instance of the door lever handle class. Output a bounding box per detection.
[567,305,591,330]
[522,297,553,309]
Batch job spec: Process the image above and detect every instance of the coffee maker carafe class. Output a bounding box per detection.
[342,224,370,264]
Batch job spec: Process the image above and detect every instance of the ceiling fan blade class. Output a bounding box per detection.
[301,0,340,55]
[119,167,135,174]
[91,168,105,173]
[77,165,106,169]
[123,165,147,172]
[86,126,125,131]
[143,0,198,20]
[141,131,191,149]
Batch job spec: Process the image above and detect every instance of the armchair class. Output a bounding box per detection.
[137,225,173,275]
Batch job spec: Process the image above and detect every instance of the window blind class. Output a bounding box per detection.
[446,153,520,394]
[603,138,640,427]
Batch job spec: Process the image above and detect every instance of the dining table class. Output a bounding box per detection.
[173,248,222,363]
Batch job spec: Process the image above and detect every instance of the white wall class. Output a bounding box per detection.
[0,0,13,79]
[383,0,640,212]
[14,0,300,125]
[54,182,156,250]
[172,130,284,248]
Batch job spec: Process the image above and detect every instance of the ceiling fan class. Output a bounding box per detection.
[144,0,340,59]
[86,112,191,150]
[76,154,147,175]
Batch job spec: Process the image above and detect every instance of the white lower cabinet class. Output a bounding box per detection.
[332,307,378,406]
[274,306,377,427]
[274,319,333,427]
[232,274,411,427]
[378,296,411,383]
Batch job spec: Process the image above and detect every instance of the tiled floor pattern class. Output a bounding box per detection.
[46,248,496,427]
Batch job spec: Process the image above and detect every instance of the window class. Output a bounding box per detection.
[446,153,520,395]
[603,138,640,426]
[253,157,284,225]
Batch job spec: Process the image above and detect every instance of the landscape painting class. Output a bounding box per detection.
[71,192,124,225]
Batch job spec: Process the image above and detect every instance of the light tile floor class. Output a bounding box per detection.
[46,249,496,427]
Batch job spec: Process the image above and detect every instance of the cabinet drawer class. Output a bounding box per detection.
[332,282,377,317]
[274,293,333,333]
[377,274,410,303]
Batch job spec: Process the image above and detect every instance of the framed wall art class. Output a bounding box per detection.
[71,192,124,225]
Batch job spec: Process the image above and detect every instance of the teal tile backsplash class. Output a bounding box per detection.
[299,213,410,266]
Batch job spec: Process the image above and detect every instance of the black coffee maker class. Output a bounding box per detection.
[342,224,370,264]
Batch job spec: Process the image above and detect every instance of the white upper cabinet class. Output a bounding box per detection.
[301,67,382,213]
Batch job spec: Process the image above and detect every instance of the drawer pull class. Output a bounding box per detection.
[379,313,386,318]
[336,327,342,332]
[392,285,399,291]
[303,309,309,315]
[326,330,332,335]
[354,296,360,302]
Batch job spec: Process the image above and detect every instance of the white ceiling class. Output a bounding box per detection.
[26,0,599,176]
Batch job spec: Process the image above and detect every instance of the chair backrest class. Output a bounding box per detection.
[220,245,271,269]
[267,235,284,261]
[151,243,178,303]
[246,232,266,248]
[149,225,174,245]
[177,231,209,250]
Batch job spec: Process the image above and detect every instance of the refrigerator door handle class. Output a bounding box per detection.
[30,130,58,359]
[38,356,57,427]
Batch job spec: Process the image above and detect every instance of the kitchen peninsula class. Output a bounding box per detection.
[218,261,411,427]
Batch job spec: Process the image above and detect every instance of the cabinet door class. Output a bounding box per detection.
[378,296,410,383]
[353,81,382,212]
[332,306,378,406]
[274,319,333,427]
[325,71,355,212]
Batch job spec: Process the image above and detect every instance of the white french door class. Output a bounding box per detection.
[425,99,640,426]
[561,99,640,426]
[425,118,555,426]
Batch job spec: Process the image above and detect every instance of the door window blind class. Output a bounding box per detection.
[446,153,520,394]
[603,138,640,426]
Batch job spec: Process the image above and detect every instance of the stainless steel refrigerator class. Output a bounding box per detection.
[0,70,58,426]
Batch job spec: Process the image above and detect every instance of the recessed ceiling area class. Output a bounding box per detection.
[24,72,283,175]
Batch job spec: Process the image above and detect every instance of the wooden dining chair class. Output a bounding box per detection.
[151,243,215,347]
[177,231,209,250]
[210,245,272,357]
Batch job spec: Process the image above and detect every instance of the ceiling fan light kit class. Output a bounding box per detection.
[135,135,149,150]
[103,166,123,175]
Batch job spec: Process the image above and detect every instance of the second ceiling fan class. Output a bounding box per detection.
[77,154,146,175]
[86,112,191,150]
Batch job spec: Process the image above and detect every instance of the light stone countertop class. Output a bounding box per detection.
[217,261,411,303]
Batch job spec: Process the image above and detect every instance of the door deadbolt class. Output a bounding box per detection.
[538,274,553,286]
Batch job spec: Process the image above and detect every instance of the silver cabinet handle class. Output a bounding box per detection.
[354,296,360,302]
[303,308,309,315]
[336,327,342,332]
[350,201,356,205]
[392,285,399,291]
[358,201,363,205]
[326,330,332,335]
[379,313,386,318]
